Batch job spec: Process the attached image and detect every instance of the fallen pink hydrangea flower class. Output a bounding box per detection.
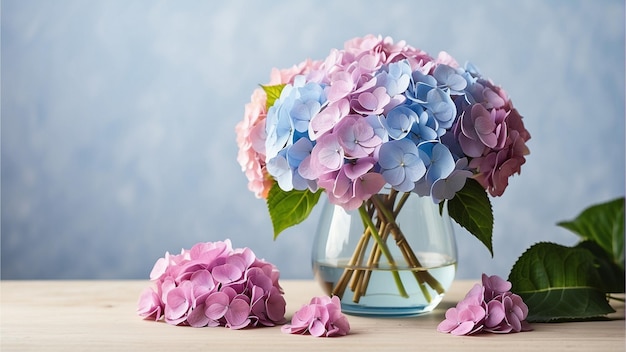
[437,273,532,336]
[281,295,350,337]
[137,240,287,329]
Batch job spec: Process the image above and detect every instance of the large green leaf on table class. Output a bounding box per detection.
[446,178,493,255]
[557,197,624,271]
[508,242,615,322]
[267,183,322,239]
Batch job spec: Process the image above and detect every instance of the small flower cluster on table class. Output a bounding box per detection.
[137,240,287,329]
[282,295,350,337]
[437,274,532,335]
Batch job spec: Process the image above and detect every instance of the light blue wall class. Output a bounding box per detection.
[2,0,624,280]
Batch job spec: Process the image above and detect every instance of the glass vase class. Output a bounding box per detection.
[311,190,457,317]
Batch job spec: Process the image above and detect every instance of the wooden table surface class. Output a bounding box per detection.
[1,280,624,351]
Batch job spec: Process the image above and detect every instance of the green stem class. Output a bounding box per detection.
[370,194,445,297]
[358,205,409,298]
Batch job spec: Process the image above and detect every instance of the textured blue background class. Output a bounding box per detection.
[2,0,624,280]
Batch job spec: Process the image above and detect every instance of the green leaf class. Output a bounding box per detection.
[261,84,286,111]
[266,183,322,239]
[575,241,625,293]
[508,242,615,322]
[446,178,493,255]
[557,197,624,271]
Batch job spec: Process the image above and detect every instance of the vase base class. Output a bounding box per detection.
[338,296,444,317]
[313,259,455,317]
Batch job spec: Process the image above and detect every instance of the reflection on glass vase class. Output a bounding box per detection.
[312,189,458,317]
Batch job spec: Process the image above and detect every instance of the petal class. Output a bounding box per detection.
[281,324,308,335]
[212,263,243,284]
[451,321,476,336]
[309,319,327,337]
[291,305,316,326]
[485,300,505,328]
[343,158,375,179]
[225,299,251,329]
[482,274,512,296]
[149,257,168,281]
[265,291,287,323]
[354,172,385,199]
[437,319,460,333]
[137,288,163,321]
[382,166,405,186]
[507,314,522,332]
[187,304,211,328]
[204,292,229,320]
[165,287,189,320]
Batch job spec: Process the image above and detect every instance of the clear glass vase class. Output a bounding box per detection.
[311,190,457,317]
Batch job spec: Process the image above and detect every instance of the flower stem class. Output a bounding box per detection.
[331,231,370,299]
[370,194,445,297]
[358,205,409,299]
[329,192,447,305]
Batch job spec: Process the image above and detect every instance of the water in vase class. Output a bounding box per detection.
[313,252,456,317]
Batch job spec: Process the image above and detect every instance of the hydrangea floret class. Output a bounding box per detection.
[437,274,532,335]
[137,240,287,329]
[281,295,351,337]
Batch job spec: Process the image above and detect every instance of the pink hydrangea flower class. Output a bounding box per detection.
[281,295,350,337]
[437,273,532,336]
[137,240,287,329]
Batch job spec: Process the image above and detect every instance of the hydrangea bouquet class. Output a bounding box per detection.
[236,35,530,305]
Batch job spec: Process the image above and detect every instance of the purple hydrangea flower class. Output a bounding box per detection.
[137,240,287,329]
[437,273,532,336]
[335,115,383,158]
[282,295,350,337]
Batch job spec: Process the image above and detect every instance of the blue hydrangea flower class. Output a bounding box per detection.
[266,149,292,191]
[375,59,412,96]
[365,114,389,143]
[267,137,316,192]
[422,142,456,184]
[431,158,473,203]
[265,76,326,162]
[406,71,457,130]
[265,100,294,162]
[406,103,439,144]
[406,70,438,104]
[433,64,467,94]
[380,105,417,140]
[423,87,456,130]
[378,139,426,192]
[291,81,326,132]
[288,137,317,191]
[413,142,456,198]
